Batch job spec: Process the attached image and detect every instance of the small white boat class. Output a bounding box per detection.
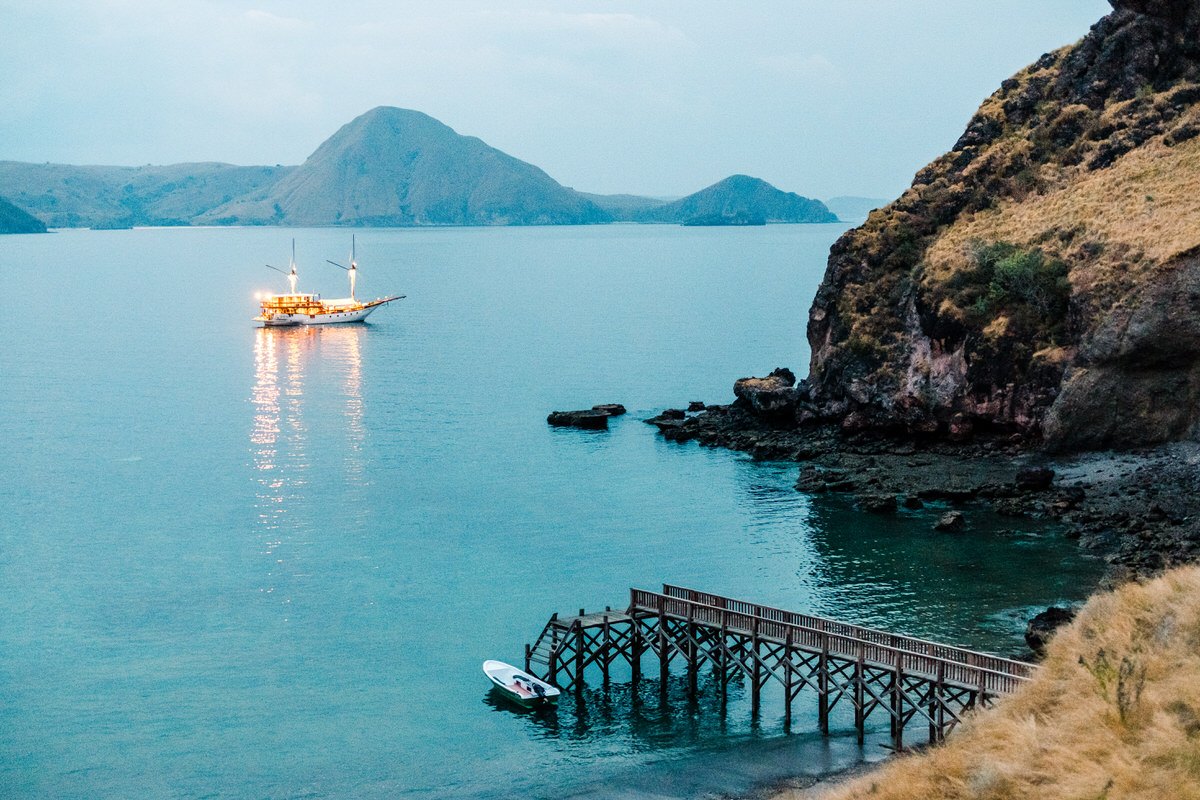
[482,660,560,707]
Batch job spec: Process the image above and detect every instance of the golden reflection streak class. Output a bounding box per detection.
[249,326,368,582]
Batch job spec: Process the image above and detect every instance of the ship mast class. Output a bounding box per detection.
[327,235,359,300]
[288,238,298,295]
[349,234,357,301]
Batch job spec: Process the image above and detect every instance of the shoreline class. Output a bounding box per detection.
[647,403,1200,583]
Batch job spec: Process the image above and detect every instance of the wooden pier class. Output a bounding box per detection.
[525,585,1036,749]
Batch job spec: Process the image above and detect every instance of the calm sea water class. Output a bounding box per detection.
[0,225,1102,799]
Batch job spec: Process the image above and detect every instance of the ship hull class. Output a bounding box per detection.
[256,297,401,327]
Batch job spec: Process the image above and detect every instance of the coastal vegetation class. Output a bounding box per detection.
[800,565,1200,800]
[804,0,1200,451]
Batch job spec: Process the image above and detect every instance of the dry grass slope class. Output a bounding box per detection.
[925,114,1200,305]
[793,565,1200,800]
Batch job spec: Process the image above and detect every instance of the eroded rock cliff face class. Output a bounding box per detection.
[805,0,1200,450]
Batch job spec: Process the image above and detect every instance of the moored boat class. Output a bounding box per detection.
[254,237,404,326]
[482,660,560,707]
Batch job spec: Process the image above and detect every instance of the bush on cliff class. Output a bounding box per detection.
[940,240,1072,345]
[803,565,1200,800]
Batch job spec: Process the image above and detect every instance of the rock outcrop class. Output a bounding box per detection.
[732,367,801,420]
[548,404,626,430]
[802,0,1200,451]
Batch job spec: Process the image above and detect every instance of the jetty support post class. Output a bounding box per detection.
[783,630,794,730]
[687,603,698,697]
[657,596,669,690]
[854,649,865,746]
[931,661,945,743]
[574,616,584,695]
[750,617,762,716]
[817,635,829,735]
[602,613,611,687]
[718,614,729,706]
[890,655,904,751]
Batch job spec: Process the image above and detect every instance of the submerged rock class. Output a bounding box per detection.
[934,511,966,532]
[1016,467,1056,492]
[857,493,898,513]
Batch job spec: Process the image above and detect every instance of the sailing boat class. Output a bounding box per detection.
[254,236,404,326]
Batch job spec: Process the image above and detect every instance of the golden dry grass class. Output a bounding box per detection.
[785,565,1200,800]
[924,111,1200,301]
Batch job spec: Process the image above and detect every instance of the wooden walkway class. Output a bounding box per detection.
[525,585,1036,748]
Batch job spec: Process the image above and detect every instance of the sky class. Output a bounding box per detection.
[1,0,1112,200]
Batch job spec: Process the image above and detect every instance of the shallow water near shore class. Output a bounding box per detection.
[0,225,1103,799]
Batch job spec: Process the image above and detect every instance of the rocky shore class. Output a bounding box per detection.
[647,383,1200,581]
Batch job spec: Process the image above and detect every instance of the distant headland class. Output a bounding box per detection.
[0,106,836,231]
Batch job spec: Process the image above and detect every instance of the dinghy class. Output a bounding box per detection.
[482,660,560,708]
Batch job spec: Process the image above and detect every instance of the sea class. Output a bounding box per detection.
[0,223,1104,799]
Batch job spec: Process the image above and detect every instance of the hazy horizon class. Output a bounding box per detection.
[2,1,1109,200]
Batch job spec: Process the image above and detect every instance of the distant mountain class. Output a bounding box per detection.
[0,194,45,233]
[199,107,609,226]
[0,109,836,229]
[0,162,288,229]
[580,192,674,218]
[630,175,837,224]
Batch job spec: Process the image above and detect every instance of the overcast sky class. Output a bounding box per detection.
[2,1,1111,199]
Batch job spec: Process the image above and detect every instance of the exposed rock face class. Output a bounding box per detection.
[803,1,1200,451]
[1025,606,1077,655]
[1044,253,1200,448]
[733,368,801,420]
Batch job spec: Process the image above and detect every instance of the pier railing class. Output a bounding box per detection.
[638,586,1034,695]
[526,584,1038,748]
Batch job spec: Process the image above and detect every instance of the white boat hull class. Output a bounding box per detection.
[262,305,379,326]
[257,296,403,327]
[482,660,560,707]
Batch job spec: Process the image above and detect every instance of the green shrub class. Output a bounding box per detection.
[942,239,1071,342]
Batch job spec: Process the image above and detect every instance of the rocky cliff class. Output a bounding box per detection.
[803,0,1200,451]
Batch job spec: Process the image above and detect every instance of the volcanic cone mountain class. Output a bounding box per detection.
[200,107,609,227]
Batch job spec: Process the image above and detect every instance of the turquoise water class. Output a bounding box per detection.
[0,225,1102,799]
